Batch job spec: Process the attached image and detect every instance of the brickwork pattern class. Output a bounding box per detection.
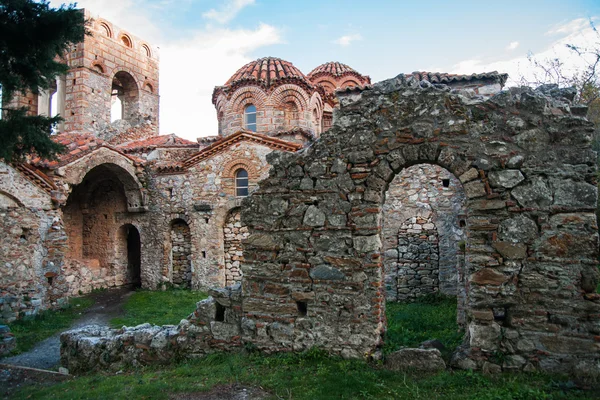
[223,209,248,286]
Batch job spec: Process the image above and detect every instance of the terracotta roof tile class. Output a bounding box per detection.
[213,57,315,104]
[308,62,369,81]
[117,134,197,153]
[30,133,144,169]
[407,71,508,86]
[158,130,302,173]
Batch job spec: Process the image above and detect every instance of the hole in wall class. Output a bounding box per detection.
[215,303,226,322]
[297,301,308,317]
[202,251,206,258]
[442,178,450,187]
[459,219,466,227]
[205,218,209,223]
[47,276,53,285]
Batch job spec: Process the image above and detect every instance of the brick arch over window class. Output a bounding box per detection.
[91,61,106,75]
[229,86,268,114]
[222,159,258,197]
[97,20,113,38]
[268,85,310,111]
[240,79,599,373]
[339,79,360,88]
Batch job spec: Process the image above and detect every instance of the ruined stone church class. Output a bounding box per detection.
[3,11,599,375]
[0,11,505,320]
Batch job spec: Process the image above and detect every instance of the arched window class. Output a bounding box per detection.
[244,104,257,132]
[235,169,249,197]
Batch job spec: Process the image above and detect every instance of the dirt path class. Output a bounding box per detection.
[1,287,134,370]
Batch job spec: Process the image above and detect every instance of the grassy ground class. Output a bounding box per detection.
[11,349,594,399]
[9,292,598,399]
[6,297,94,355]
[110,289,207,328]
[384,294,463,358]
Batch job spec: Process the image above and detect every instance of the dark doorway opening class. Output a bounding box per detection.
[124,224,141,288]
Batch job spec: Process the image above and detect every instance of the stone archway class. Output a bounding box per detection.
[239,77,600,373]
[62,162,144,294]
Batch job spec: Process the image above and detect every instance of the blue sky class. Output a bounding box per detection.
[51,0,600,139]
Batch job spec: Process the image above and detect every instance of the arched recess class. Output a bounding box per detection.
[269,85,309,112]
[0,190,24,209]
[116,224,141,287]
[63,164,130,281]
[170,219,192,288]
[60,148,146,212]
[111,71,139,123]
[223,208,248,286]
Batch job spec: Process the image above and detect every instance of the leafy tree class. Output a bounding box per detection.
[0,0,86,162]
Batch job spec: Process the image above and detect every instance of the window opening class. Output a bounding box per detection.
[235,169,249,197]
[244,104,257,132]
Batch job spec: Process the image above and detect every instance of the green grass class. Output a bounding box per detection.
[11,350,595,399]
[110,289,207,328]
[385,294,464,358]
[6,296,94,355]
[10,294,599,399]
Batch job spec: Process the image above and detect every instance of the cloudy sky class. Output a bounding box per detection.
[50,0,600,141]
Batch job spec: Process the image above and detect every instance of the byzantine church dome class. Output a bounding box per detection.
[212,57,324,141]
[307,61,371,100]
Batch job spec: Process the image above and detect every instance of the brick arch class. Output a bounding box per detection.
[313,78,337,94]
[269,85,310,111]
[214,94,228,116]
[222,158,258,179]
[339,79,361,88]
[96,19,113,38]
[91,61,107,75]
[229,86,268,114]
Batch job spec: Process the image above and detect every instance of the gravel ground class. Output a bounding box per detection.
[1,287,133,370]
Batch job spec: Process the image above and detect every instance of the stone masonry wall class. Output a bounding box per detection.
[238,78,600,373]
[171,220,192,288]
[224,209,248,286]
[395,216,439,301]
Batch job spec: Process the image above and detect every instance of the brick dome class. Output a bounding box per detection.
[307,62,370,83]
[224,57,311,90]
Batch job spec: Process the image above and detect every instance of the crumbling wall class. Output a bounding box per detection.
[171,220,192,287]
[239,78,600,372]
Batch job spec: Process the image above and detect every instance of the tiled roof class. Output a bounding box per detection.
[158,130,302,173]
[225,57,308,87]
[30,133,144,169]
[308,62,370,82]
[213,57,315,103]
[14,163,57,195]
[407,71,508,86]
[118,134,197,153]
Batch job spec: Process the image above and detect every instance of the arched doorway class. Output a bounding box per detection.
[170,219,192,288]
[117,224,141,288]
[62,163,144,293]
[382,164,466,303]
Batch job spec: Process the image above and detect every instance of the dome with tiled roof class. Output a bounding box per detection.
[307,62,370,102]
[308,62,367,80]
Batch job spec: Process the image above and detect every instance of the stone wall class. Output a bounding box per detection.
[395,216,439,301]
[223,209,247,286]
[171,220,192,288]
[237,78,600,372]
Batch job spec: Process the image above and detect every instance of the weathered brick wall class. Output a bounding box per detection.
[239,78,600,373]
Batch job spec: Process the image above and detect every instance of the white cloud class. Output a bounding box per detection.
[159,23,283,139]
[202,0,255,24]
[450,18,599,87]
[506,41,519,51]
[333,33,362,47]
